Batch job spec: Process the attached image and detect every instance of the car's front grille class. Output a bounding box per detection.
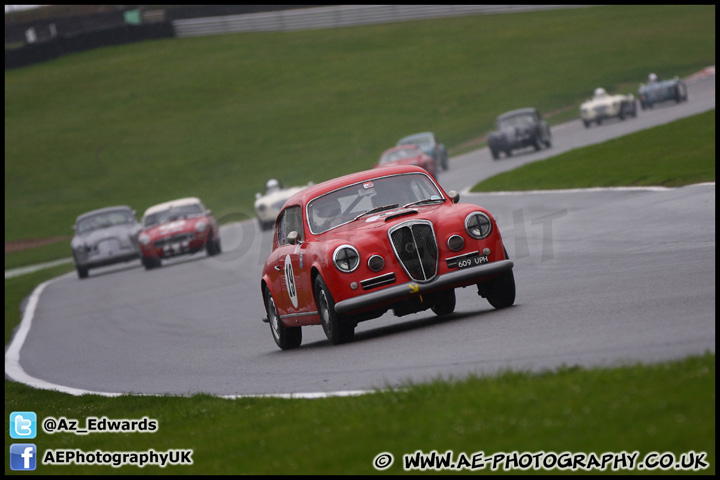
[389,220,438,282]
[154,233,195,248]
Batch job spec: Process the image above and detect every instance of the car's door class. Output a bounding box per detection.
[270,206,314,317]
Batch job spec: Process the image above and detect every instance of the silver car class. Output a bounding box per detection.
[71,206,141,279]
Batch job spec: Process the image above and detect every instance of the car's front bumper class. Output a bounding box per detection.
[334,259,513,315]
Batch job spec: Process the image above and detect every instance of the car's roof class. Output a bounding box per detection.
[76,205,134,222]
[142,197,203,217]
[497,107,538,120]
[284,165,433,207]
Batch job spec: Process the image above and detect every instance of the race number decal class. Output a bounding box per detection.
[284,255,298,308]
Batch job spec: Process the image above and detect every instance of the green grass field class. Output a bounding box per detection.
[472,110,716,192]
[4,5,715,255]
[4,5,715,475]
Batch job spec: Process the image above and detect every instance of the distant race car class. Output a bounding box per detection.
[396,131,449,171]
[375,144,436,176]
[138,197,221,269]
[580,87,637,128]
[638,73,688,109]
[487,107,552,160]
[255,179,312,231]
[260,165,515,350]
[71,205,141,279]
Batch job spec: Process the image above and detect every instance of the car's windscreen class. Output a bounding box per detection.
[76,211,134,234]
[379,148,418,164]
[498,114,534,129]
[307,173,443,234]
[144,204,204,228]
[399,135,431,147]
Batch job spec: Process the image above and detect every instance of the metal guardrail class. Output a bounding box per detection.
[173,5,590,37]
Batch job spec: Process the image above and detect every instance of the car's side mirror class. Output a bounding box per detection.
[255,192,261,199]
[72,225,76,231]
[287,231,301,245]
[206,210,212,216]
[448,190,460,204]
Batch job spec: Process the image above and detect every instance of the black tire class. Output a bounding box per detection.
[505,149,513,157]
[480,269,516,309]
[76,265,88,279]
[315,276,354,344]
[142,256,161,270]
[206,231,221,256]
[583,119,591,128]
[266,288,302,350]
[490,148,499,160]
[533,136,542,151]
[431,289,456,316]
[477,248,515,309]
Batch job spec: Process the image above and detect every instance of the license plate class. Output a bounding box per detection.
[456,254,488,269]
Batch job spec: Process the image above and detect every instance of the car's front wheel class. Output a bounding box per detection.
[206,231,221,256]
[266,288,302,350]
[431,289,456,316]
[141,256,161,270]
[315,276,355,344]
[76,265,88,279]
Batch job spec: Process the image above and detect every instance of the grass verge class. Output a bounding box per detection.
[472,110,715,192]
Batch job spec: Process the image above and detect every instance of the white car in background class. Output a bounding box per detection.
[580,87,637,128]
[254,179,312,231]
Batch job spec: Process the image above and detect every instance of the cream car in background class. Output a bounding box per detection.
[580,87,637,128]
[254,179,312,231]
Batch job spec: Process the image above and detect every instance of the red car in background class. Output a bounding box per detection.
[260,165,515,350]
[138,197,221,270]
[375,145,436,177]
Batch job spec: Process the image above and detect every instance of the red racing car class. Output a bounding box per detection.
[260,165,515,350]
[138,197,221,270]
[375,144,436,177]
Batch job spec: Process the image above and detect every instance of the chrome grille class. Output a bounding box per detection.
[389,220,438,282]
[154,233,195,248]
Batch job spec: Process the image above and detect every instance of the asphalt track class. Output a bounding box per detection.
[5,70,715,398]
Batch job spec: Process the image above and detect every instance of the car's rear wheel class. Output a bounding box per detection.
[431,289,456,316]
[266,288,302,350]
[315,276,354,344]
[490,148,499,160]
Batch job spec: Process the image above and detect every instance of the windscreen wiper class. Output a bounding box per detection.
[353,204,399,221]
[402,197,445,208]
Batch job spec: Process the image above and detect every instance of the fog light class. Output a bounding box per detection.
[367,255,385,272]
[350,282,359,290]
[483,247,491,255]
[447,235,464,251]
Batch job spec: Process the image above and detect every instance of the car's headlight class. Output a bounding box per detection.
[139,233,151,246]
[465,212,492,239]
[195,220,207,232]
[333,245,360,273]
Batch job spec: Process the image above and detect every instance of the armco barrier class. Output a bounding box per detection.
[172,5,590,37]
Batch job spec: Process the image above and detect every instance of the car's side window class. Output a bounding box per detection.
[277,206,303,246]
